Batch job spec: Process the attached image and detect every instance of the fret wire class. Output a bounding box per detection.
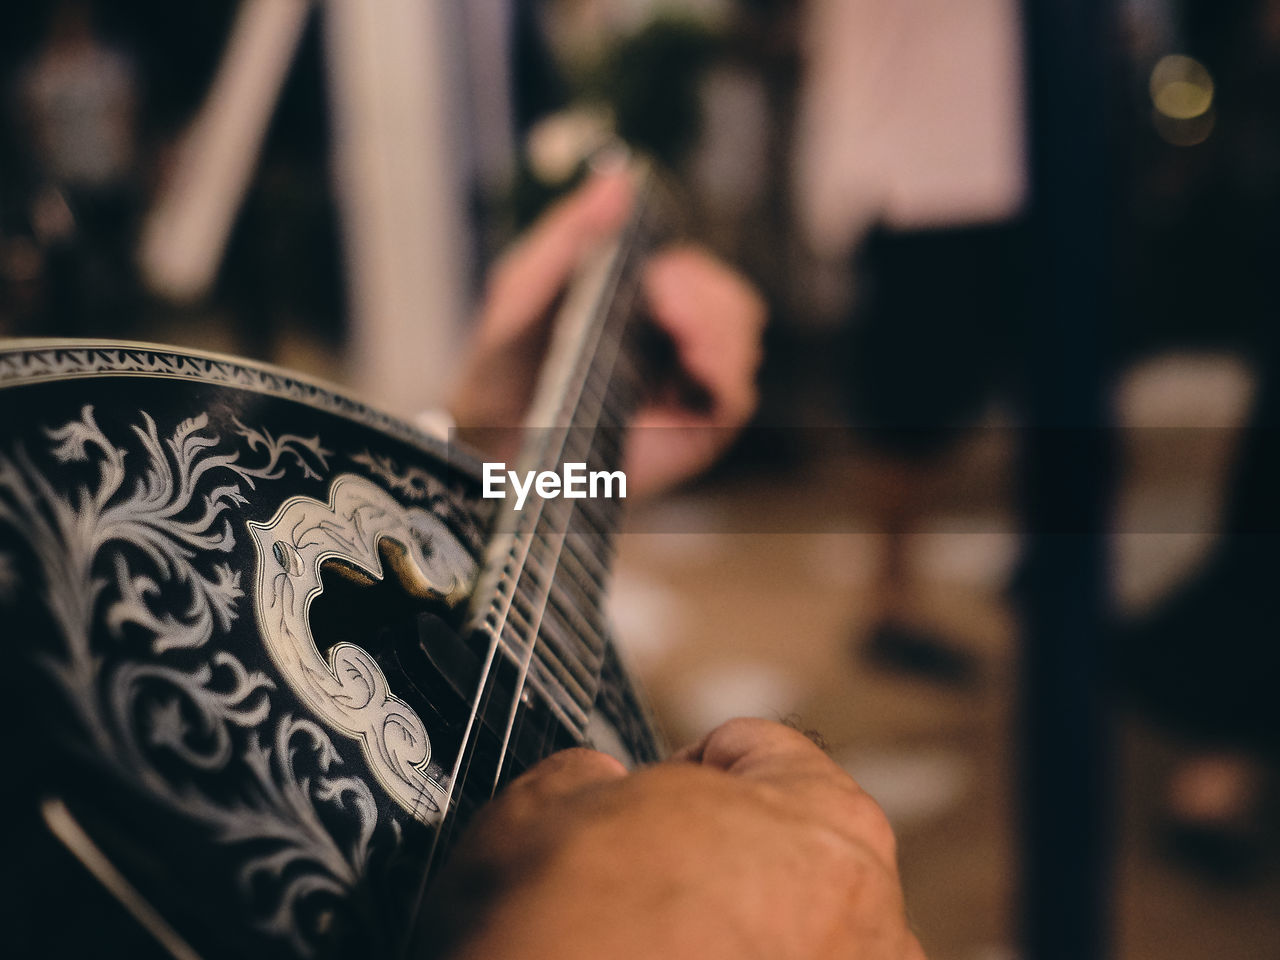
[506,652,588,732]
[545,579,608,654]
[487,527,539,627]
[528,664,590,731]
[528,662,591,730]
[528,600,604,675]
[542,598,606,667]
[522,427,620,606]
[536,567,609,651]
[549,545,610,608]
[536,530,607,593]
[503,597,601,701]
[570,498,612,540]
[516,531,586,608]
[595,402,627,436]
[577,511,619,547]
[513,548,561,605]
[512,535,610,647]
[563,533,611,586]
[551,425,601,473]
[532,652,595,713]
[509,610,597,692]
[529,527,609,609]
[609,356,642,400]
[580,367,611,408]
[497,607,599,687]
[583,443,622,484]
[530,642,593,709]
[565,536,611,587]
[502,595,540,649]
[555,546,613,619]
[545,591,609,670]
[547,581,608,664]
[562,485,609,530]
[599,395,635,426]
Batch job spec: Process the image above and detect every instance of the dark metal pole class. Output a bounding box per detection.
[1017,0,1116,957]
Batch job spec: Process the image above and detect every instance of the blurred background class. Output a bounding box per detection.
[2,0,1280,957]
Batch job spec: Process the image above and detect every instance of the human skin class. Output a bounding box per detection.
[449,166,767,497]
[421,718,927,960]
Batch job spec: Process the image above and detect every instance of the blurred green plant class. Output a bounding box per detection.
[587,16,721,170]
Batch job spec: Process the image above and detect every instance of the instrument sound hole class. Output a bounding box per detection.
[308,545,440,662]
[308,544,476,763]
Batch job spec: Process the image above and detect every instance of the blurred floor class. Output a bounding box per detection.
[609,350,1280,960]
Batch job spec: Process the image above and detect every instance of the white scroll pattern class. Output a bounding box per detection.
[248,474,475,824]
[0,405,474,954]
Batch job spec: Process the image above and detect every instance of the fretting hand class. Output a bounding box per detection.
[449,167,766,498]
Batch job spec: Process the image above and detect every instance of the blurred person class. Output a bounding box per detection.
[793,0,1026,682]
[16,0,142,335]
[846,224,1025,683]
[1114,0,1280,877]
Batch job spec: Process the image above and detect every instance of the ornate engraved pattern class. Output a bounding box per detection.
[351,448,450,502]
[0,405,463,955]
[0,341,477,476]
[247,474,475,823]
[350,447,487,548]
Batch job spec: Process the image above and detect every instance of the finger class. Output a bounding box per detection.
[672,718,898,855]
[471,748,628,850]
[645,246,768,337]
[642,246,765,426]
[672,717,851,802]
[678,721,901,877]
[644,248,767,352]
[481,169,635,343]
[507,747,628,803]
[672,716,828,772]
[622,408,732,497]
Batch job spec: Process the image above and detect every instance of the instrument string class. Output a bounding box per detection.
[487,212,647,792]
[489,321,626,788]
[418,186,652,901]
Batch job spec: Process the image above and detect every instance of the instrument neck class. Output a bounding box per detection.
[465,175,659,744]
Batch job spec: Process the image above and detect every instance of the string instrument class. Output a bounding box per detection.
[1,177,664,959]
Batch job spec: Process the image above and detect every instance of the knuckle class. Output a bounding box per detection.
[843,789,898,862]
[709,715,784,746]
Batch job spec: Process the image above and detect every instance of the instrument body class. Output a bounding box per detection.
[0,339,654,958]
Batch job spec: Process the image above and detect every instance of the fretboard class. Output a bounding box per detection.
[470,209,649,721]
[406,177,667,920]
[460,175,662,782]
